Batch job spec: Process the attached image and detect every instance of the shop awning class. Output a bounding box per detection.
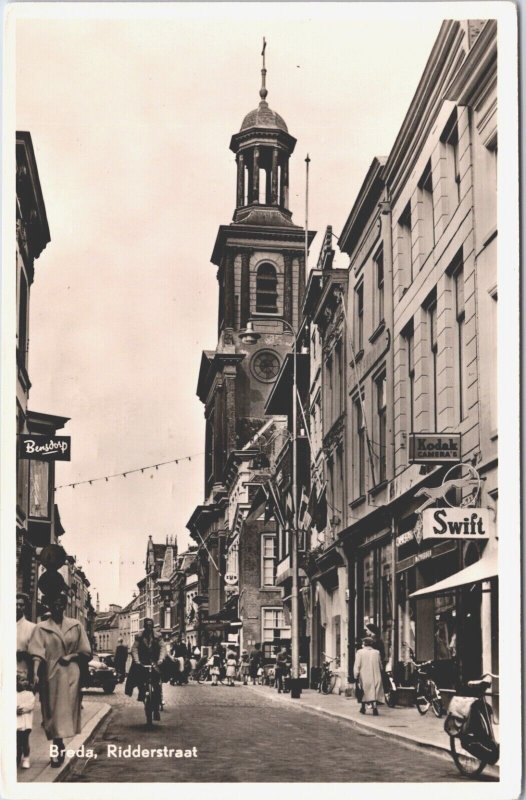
[409,541,498,598]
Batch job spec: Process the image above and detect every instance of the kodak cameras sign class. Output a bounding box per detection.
[409,433,461,464]
[422,508,493,540]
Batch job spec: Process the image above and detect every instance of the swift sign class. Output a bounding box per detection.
[18,435,71,461]
[409,433,461,464]
[422,508,493,540]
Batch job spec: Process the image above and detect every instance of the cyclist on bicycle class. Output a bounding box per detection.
[130,618,166,720]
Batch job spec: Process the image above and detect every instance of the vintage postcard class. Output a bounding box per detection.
[1,2,521,798]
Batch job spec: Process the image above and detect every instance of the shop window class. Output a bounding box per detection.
[333,615,341,662]
[256,263,278,314]
[28,459,50,519]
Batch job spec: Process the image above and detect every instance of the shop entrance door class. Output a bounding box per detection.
[460,584,482,682]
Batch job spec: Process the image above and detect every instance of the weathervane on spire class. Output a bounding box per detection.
[260,37,268,102]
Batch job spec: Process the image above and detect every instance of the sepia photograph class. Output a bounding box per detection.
[2,2,520,797]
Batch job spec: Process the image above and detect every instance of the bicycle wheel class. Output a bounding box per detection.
[144,695,153,726]
[416,682,430,715]
[450,736,487,778]
[197,667,208,684]
[386,690,397,708]
[429,682,443,718]
[320,674,329,694]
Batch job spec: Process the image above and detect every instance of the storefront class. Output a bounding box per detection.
[356,530,394,666]
[395,514,460,688]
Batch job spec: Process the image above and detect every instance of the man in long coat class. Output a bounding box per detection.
[29,592,91,765]
[353,636,385,715]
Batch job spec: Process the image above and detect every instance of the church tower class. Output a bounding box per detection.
[196,43,316,500]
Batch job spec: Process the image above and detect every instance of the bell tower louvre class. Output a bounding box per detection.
[195,41,316,501]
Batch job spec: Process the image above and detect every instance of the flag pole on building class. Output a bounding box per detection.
[305,154,310,273]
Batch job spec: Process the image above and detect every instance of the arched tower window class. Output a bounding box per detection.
[256,263,278,313]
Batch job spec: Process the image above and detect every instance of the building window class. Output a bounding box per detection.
[355,282,364,352]
[441,109,461,206]
[404,321,415,433]
[418,160,435,261]
[454,265,466,421]
[428,299,438,431]
[375,372,387,483]
[261,607,285,660]
[256,263,278,313]
[261,535,276,586]
[489,286,498,433]
[353,394,365,498]
[374,246,385,325]
[398,202,413,284]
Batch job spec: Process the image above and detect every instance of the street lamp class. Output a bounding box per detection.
[240,317,301,698]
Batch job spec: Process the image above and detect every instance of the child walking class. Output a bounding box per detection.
[225,651,237,687]
[16,666,35,769]
[209,645,222,686]
[239,649,250,685]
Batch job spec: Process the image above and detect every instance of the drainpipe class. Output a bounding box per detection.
[335,542,350,690]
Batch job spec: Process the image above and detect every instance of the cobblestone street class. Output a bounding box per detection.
[61,683,490,782]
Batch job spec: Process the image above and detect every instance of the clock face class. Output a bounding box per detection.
[251,349,281,382]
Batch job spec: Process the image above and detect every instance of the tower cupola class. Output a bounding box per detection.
[230,39,297,226]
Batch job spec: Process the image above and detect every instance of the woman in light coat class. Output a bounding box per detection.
[353,636,385,715]
[29,592,91,766]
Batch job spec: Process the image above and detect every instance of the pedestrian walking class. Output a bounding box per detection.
[225,651,237,686]
[16,663,35,768]
[239,649,250,685]
[353,635,385,716]
[275,647,290,694]
[114,637,128,682]
[16,592,36,768]
[249,643,263,685]
[365,623,386,665]
[28,592,92,767]
[208,645,222,686]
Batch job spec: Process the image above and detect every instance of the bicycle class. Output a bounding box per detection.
[383,662,397,708]
[196,664,225,685]
[141,664,161,727]
[319,653,339,695]
[404,643,443,717]
[446,673,499,778]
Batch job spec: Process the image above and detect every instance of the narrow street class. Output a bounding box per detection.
[62,683,487,783]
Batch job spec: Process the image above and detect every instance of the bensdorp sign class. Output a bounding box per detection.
[18,435,71,461]
[422,508,493,540]
[409,433,461,464]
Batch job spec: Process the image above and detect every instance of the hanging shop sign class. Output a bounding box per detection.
[422,508,493,540]
[414,462,481,514]
[409,433,461,464]
[224,573,238,586]
[19,435,71,461]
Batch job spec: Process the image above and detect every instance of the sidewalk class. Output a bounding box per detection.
[17,700,111,783]
[249,684,499,779]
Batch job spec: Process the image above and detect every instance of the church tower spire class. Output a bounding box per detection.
[197,45,316,499]
[229,39,297,226]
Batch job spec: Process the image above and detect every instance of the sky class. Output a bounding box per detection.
[15,4,443,609]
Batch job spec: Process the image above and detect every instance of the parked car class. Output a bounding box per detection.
[84,656,118,694]
[96,651,116,669]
